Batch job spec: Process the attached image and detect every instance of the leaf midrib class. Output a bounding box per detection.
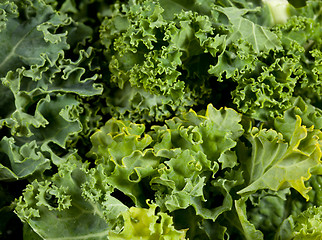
[0,26,34,71]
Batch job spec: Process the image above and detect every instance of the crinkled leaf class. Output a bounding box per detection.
[238,116,322,200]
[89,104,244,225]
[0,137,50,181]
[0,0,69,77]
[88,118,159,206]
[15,157,128,240]
[29,94,82,147]
[22,47,103,97]
[108,202,187,239]
[215,6,282,53]
[276,206,322,240]
[150,105,244,221]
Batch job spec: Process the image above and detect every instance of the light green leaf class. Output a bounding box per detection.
[235,197,264,240]
[238,116,322,200]
[276,206,322,240]
[108,201,187,240]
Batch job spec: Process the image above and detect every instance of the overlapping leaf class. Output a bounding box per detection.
[15,157,128,240]
[1,0,322,239]
[89,104,244,230]
[238,115,322,200]
[0,0,69,77]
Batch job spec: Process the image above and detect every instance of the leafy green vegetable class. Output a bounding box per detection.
[276,205,322,240]
[108,201,187,239]
[0,0,322,239]
[15,157,128,239]
[238,114,322,200]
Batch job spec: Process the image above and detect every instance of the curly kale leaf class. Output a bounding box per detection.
[15,157,128,240]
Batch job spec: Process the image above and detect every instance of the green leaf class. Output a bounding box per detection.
[150,105,244,221]
[30,94,82,147]
[0,137,50,181]
[88,118,160,206]
[99,0,219,122]
[15,157,128,240]
[0,0,69,77]
[238,116,322,200]
[276,206,322,240]
[235,197,264,240]
[23,224,43,240]
[108,202,187,239]
[22,47,103,97]
[215,6,282,53]
[89,104,244,226]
